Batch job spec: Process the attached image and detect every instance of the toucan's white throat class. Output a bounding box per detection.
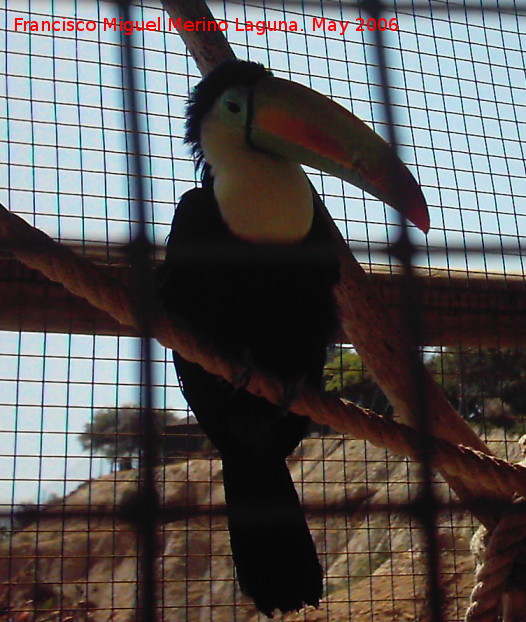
[200,113,313,245]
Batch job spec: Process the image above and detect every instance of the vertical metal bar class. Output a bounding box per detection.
[117,2,159,621]
[361,1,444,620]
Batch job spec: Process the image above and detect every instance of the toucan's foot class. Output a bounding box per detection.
[232,348,254,390]
[280,375,305,416]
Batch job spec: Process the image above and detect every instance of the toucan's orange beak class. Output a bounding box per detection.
[247,76,429,233]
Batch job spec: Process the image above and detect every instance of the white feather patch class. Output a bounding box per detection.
[201,114,313,244]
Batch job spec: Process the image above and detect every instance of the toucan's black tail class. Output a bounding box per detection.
[221,453,323,617]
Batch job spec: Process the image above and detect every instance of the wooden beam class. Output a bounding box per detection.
[2,245,524,347]
[372,265,526,348]
[0,248,138,337]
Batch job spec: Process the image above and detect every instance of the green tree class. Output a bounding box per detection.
[324,346,526,431]
[428,348,526,429]
[324,348,392,416]
[79,404,178,470]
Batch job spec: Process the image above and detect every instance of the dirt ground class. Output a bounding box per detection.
[1,432,520,621]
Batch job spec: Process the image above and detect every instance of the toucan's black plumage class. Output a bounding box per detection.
[160,61,340,616]
[160,59,429,616]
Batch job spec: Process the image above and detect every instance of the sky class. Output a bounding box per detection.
[0,0,525,503]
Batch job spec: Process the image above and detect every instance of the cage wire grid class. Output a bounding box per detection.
[0,0,525,621]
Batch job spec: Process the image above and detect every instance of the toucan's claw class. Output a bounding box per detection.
[280,375,306,416]
[231,348,255,391]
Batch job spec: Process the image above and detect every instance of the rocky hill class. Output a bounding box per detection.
[1,433,519,621]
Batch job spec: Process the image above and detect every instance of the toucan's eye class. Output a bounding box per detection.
[226,100,241,114]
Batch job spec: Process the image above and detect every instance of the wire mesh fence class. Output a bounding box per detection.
[1,0,525,620]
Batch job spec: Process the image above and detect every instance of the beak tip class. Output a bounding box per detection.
[415,213,430,234]
[403,186,430,234]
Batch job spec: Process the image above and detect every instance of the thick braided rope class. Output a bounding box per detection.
[465,500,526,622]
[2,203,526,501]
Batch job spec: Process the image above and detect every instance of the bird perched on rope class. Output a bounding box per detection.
[159,60,428,617]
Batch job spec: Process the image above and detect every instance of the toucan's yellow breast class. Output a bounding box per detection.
[200,115,313,244]
[212,155,313,244]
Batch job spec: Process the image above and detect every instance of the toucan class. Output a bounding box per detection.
[159,60,429,617]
